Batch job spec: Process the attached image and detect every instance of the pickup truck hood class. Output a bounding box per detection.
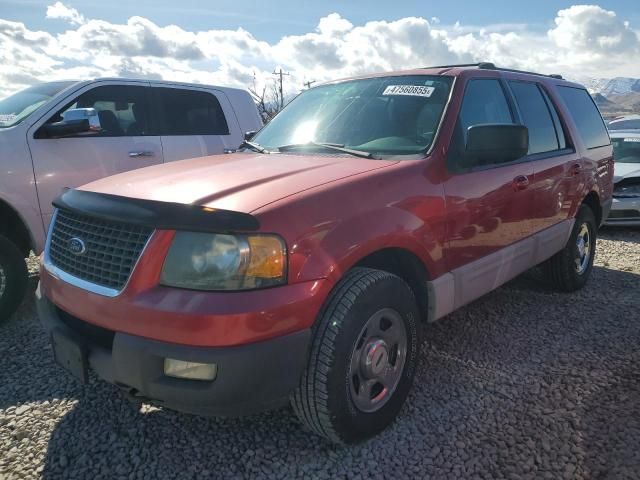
[80,152,397,213]
[613,162,640,183]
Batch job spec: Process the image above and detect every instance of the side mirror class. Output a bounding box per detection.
[244,130,257,141]
[465,124,529,165]
[39,108,101,138]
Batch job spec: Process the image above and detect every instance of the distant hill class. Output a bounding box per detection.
[575,76,640,119]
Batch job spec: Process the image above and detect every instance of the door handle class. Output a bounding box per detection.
[570,163,582,176]
[128,151,155,158]
[513,175,530,191]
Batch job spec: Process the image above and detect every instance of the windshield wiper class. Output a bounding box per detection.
[277,141,375,159]
[239,140,269,153]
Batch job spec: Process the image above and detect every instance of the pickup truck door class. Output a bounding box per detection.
[26,81,163,229]
[149,85,243,162]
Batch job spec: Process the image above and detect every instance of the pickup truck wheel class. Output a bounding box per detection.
[542,204,597,292]
[291,267,421,444]
[0,235,29,322]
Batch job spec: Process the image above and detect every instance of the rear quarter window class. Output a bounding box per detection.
[557,86,610,149]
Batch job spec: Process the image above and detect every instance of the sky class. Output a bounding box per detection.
[1,1,640,98]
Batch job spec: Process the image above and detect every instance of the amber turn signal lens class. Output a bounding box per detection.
[246,235,286,279]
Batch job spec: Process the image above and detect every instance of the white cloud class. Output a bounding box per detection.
[1,3,640,100]
[46,1,86,26]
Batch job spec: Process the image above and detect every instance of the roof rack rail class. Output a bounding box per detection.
[423,62,496,70]
[422,62,563,80]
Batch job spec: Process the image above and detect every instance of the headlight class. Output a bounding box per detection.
[160,232,286,291]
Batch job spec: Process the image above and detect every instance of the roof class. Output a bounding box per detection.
[58,77,250,94]
[316,62,583,89]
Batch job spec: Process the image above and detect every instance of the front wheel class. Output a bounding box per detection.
[542,204,597,292]
[0,235,29,322]
[291,268,421,444]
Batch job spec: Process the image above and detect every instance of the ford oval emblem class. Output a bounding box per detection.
[68,237,87,256]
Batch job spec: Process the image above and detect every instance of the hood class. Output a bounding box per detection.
[80,153,397,213]
[613,162,640,183]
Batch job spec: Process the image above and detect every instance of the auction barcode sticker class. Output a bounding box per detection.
[383,85,435,97]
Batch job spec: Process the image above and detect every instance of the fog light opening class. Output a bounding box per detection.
[164,359,217,381]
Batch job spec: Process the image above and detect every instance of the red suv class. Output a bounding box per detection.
[37,63,613,444]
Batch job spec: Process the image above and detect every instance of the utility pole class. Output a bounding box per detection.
[272,68,290,110]
[303,79,316,89]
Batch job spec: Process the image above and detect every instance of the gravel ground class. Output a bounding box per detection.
[1,229,639,480]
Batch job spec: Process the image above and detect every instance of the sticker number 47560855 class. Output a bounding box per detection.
[382,85,435,97]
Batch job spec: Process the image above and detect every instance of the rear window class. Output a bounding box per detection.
[612,137,640,163]
[557,86,610,149]
[155,88,229,136]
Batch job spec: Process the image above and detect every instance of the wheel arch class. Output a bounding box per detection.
[352,247,431,323]
[0,198,35,256]
[582,191,602,226]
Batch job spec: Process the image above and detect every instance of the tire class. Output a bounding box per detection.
[291,267,421,444]
[542,204,597,292]
[0,235,29,323]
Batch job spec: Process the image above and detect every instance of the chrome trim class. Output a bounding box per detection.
[426,76,457,156]
[43,209,155,298]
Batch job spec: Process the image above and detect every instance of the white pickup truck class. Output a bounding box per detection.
[0,78,262,320]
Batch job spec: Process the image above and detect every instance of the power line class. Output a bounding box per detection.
[272,68,290,110]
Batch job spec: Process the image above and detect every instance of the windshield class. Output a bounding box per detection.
[612,137,640,163]
[252,75,453,157]
[0,81,76,128]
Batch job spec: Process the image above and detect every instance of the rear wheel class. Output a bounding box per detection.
[542,204,597,292]
[291,268,421,444]
[0,235,29,322]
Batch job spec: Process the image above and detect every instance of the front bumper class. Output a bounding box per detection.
[605,196,640,226]
[37,285,311,416]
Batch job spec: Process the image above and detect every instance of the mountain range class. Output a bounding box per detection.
[574,76,640,119]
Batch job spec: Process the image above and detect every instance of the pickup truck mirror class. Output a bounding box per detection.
[244,130,257,141]
[40,108,102,139]
[465,124,529,165]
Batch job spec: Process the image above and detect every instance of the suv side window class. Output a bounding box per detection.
[557,86,610,149]
[509,81,560,155]
[449,79,514,170]
[46,85,150,137]
[155,88,229,136]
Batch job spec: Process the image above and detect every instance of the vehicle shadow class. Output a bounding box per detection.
[600,225,640,244]
[32,265,640,479]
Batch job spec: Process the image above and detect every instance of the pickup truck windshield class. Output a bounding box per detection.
[0,81,76,128]
[252,75,453,157]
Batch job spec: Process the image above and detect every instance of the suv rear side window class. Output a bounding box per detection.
[47,85,150,137]
[155,88,229,136]
[509,81,561,155]
[557,86,610,149]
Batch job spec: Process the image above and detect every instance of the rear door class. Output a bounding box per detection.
[27,82,163,227]
[151,86,243,162]
[444,78,535,271]
[507,80,581,232]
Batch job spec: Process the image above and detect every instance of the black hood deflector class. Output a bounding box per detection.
[53,189,260,232]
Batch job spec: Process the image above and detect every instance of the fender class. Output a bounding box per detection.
[289,203,447,285]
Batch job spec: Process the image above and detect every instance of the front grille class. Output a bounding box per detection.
[48,209,153,290]
[608,210,640,219]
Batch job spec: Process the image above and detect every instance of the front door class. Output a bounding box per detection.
[443,78,535,272]
[27,82,164,229]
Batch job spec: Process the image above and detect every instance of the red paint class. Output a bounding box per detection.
[41,66,613,347]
